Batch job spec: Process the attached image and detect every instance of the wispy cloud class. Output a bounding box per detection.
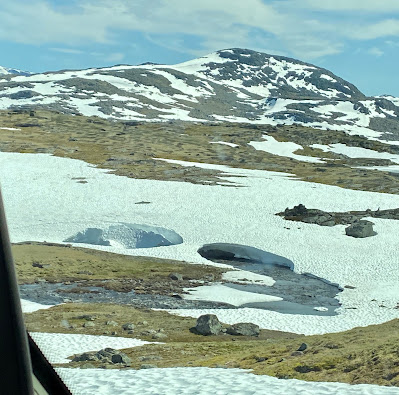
[1,0,399,62]
[105,52,125,63]
[50,47,84,54]
[368,47,384,57]
[293,0,399,13]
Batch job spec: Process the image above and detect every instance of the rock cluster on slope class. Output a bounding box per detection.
[194,314,260,337]
[72,347,131,366]
[276,204,399,237]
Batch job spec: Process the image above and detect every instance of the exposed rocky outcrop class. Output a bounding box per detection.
[226,323,260,337]
[72,348,131,366]
[277,204,399,237]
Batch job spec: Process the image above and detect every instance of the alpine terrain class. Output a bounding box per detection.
[2,49,399,393]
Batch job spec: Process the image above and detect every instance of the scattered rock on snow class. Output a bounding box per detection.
[72,348,131,366]
[345,220,376,238]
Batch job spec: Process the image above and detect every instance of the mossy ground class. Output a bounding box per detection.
[17,244,399,387]
[1,109,399,193]
[25,301,399,387]
[6,109,399,386]
[13,243,225,293]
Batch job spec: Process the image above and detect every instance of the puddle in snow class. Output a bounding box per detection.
[198,243,342,316]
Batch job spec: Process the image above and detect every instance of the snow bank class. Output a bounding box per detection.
[198,243,294,269]
[21,299,55,313]
[30,333,152,364]
[56,367,399,395]
[2,152,399,334]
[249,135,325,163]
[64,223,183,249]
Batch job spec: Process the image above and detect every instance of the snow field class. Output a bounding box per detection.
[56,367,399,395]
[30,332,153,364]
[2,152,399,335]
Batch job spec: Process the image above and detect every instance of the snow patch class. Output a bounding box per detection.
[183,283,282,306]
[57,366,399,395]
[249,135,325,163]
[222,270,275,286]
[64,223,183,249]
[30,333,152,364]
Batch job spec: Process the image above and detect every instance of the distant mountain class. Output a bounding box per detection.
[0,48,398,142]
[0,66,31,76]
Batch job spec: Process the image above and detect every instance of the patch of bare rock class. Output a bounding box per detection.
[276,204,399,237]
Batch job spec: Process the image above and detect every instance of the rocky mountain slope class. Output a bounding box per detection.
[1,48,399,143]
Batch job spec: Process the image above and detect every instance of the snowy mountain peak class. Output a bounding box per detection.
[173,48,365,101]
[0,66,31,76]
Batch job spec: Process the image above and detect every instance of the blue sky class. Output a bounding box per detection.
[1,0,399,96]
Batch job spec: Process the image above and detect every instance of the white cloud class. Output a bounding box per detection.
[50,48,84,54]
[296,0,399,12]
[350,19,399,40]
[1,0,399,62]
[368,47,384,57]
[105,52,125,63]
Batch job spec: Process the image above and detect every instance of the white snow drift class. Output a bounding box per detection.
[64,223,183,249]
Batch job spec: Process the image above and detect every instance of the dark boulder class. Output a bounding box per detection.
[169,273,183,281]
[111,353,131,365]
[195,314,222,335]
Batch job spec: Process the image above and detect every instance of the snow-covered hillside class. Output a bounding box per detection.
[1,48,399,143]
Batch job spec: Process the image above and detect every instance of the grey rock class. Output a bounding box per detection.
[72,352,99,362]
[320,220,335,227]
[105,320,119,326]
[122,323,135,331]
[140,364,157,369]
[111,353,131,365]
[169,272,183,281]
[97,348,118,359]
[140,329,157,336]
[60,319,71,328]
[195,314,222,336]
[297,343,308,351]
[138,355,162,362]
[226,323,260,337]
[345,220,376,238]
[83,322,95,328]
[152,332,168,340]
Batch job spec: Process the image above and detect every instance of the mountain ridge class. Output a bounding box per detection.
[0,48,398,143]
